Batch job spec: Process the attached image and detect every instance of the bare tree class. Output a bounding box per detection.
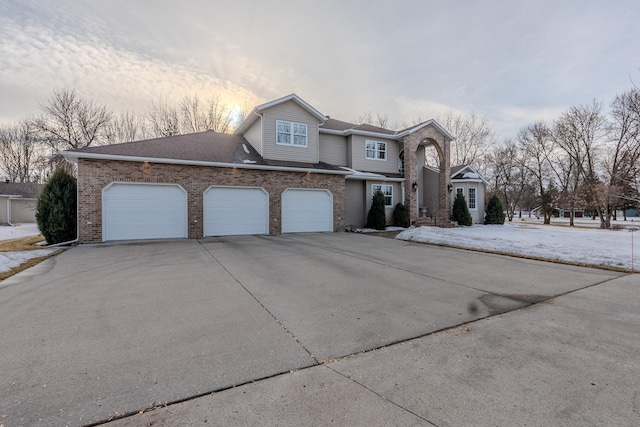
[554,100,609,227]
[354,112,391,129]
[30,88,113,151]
[517,121,556,224]
[147,99,180,137]
[106,111,148,144]
[488,138,530,221]
[437,111,495,167]
[0,120,47,182]
[604,88,640,224]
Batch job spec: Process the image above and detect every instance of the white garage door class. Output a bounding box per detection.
[204,186,269,236]
[103,183,188,241]
[282,189,333,233]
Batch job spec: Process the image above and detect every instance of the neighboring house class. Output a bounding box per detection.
[62,94,453,243]
[421,164,489,224]
[0,182,44,224]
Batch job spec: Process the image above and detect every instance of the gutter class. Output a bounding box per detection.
[61,152,352,176]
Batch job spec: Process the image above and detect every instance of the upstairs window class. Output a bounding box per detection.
[276,120,307,147]
[365,140,387,161]
[372,184,393,207]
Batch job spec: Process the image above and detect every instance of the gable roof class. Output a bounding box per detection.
[321,117,453,141]
[0,182,44,198]
[450,164,490,186]
[235,93,326,135]
[62,131,348,175]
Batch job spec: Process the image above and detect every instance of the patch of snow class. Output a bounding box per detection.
[397,219,640,270]
[242,159,257,164]
[0,249,57,273]
[462,172,480,179]
[0,223,41,241]
[242,143,250,154]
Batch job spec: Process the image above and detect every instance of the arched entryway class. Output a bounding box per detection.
[402,123,452,225]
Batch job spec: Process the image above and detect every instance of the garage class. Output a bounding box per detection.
[204,186,269,236]
[102,183,188,241]
[281,188,333,233]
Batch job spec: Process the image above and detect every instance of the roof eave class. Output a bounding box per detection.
[61,151,350,175]
[256,93,327,122]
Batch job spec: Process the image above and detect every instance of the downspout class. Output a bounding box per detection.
[254,110,264,156]
[7,197,13,226]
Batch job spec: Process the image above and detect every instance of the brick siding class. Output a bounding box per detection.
[78,159,345,243]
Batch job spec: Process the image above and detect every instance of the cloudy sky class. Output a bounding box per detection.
[1,0,639,137]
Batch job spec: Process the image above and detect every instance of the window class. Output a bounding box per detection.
[372,184,393,207]
[276,120,307,147]
[365,140,387,160]
[468,187,477,210]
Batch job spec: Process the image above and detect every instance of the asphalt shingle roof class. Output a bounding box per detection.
[0,182,44,198]
[73,131,344,171]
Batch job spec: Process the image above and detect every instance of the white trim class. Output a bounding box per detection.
[276,120,308,148]
[365,139,387,161]
[257,94,326,122]
[102,182,188,242]
[371,183,394,208]
[203,185,269,237]
[468,187,477,210]
[62,151,351,175]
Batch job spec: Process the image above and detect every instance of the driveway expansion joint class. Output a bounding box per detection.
[196,240,319,364]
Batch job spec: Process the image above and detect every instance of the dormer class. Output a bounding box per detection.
[235,94,326,163]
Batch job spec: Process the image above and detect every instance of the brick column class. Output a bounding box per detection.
[403,134,419,225]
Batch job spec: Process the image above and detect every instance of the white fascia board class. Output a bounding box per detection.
[396,119,455,141]
[451,165,490,186]
[233,107,259,135]
[61,151,351,175]
[346,175,405,182]
[256,93,327,122]
[319,127,400,140]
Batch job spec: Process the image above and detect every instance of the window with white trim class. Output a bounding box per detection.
[468,187,477,210]
[365,140,387,160]
[372,184,393,207]
[276,120,307,147]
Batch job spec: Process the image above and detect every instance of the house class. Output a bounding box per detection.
[0,182,44,224]
[62,94,454,243]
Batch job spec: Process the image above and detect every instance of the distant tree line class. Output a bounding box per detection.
[0,88,246,183]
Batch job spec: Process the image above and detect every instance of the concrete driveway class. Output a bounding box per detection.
[0,233,636,426]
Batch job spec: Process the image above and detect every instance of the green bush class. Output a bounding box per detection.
[485,194,506,224]
[392,203,410,227]
[36,168,77,244]
[366,190,387,230]
[452,191,473,226]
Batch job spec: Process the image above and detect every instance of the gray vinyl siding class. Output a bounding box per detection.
[365,180,402,225]
[261,100,320,163]
[319,134,347,166]
[243,119,262,155]
[451,181,485,224]
[421,167,440,217]
[345,180,366,228]
[350,135,400,174]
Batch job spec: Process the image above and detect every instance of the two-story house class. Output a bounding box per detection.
[63,94,453,243]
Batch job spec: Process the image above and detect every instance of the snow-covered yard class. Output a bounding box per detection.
[396,217,640,271]
[0,224,57,274]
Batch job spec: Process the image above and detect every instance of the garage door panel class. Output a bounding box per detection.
[282,189,333,233]
[204,187,268,237]
[103,183,188,241]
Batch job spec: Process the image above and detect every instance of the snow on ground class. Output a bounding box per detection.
[0,249,57,273]
[397,217,640,271]
[0,223,56,274]
[0,223,42,240]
